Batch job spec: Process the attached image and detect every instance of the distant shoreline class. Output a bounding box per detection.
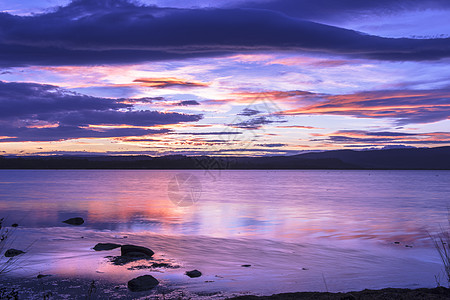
[1,146,450,170]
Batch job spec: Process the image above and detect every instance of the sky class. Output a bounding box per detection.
[0,0,449,156]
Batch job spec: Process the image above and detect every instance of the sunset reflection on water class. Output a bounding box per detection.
[0,170,449,294]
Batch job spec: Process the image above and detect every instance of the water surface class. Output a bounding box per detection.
[0,170,449,297]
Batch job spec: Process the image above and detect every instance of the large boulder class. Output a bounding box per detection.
[62,217,84,225]
[121,245,154,258]
[5,249,25,257]
[185,269,202,278]
[93,243,121,251]
[127,275,159,292]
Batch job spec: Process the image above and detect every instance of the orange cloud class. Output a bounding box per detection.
[280,89,450,124]
[133,77,209,88]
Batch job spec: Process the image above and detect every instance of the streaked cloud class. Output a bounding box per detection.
[310,130,450,146]
[238,108,261,116]
[240,0,450,20]
[232,116,286,130]
[276,125,323,129]
[280,89,450,125]
[175,100,201,106]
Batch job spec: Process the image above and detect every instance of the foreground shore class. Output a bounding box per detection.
[231,287,450,300]
[2,276,450,300]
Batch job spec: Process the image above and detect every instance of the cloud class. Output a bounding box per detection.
[238,108,261,116]
[121,97,163,104]
[116,137,160,142]
[280,89,450,125]
[232,116,286,130]
[310,130,450,146]
[231,90,320,105]
[240,0,450,20]
[176,100,201,106]
[0,80,202,141]
[173,131,243,135]
[1,0,450,67]
[133,78,208,88]
[0,126,170,142]
[0,81,128,119]
[276,125,322,129]
[255,143,286,147]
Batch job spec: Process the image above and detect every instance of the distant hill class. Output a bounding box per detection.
[0,146,449,170]
[293,146,450,169]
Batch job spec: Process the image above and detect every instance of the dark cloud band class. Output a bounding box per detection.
[0,0,449,67]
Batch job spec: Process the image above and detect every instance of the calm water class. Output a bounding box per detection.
[0,170,449,297]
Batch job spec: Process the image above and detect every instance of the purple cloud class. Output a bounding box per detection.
[0,81,202,141]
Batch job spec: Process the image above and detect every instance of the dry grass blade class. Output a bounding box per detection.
[0,217,26,275]
[430,213,450,287]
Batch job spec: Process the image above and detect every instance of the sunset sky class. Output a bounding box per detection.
[0,0,449,156]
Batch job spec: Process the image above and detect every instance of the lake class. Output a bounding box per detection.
[0,170,449,298]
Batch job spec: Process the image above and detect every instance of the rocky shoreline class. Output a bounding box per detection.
[230,287,450,300]
[2,278,450,300]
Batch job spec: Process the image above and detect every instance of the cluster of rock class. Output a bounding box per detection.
[93,242,202,292]
[6,217,203,294]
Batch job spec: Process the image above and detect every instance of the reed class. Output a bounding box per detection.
[431,215,450,287]
[0,218,22,275]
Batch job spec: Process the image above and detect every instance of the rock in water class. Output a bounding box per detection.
[5,249,25,257]
[185,269,202,278]
[93,243,121,251]
[62,217,84,225]
[121,245,154,258]
[127,275,159,292]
